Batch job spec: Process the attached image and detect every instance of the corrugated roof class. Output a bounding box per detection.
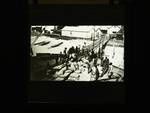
[62,26,93,32]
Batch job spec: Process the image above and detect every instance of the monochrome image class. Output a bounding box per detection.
[30,25,124,82]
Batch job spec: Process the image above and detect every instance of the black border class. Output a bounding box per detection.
[28,4,127,106]
[3,0,143,112]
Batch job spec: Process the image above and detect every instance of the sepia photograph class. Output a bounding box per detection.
[30,25,124,82]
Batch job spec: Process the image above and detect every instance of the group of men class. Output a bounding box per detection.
[53,44,114,81]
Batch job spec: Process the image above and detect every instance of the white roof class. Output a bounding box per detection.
[45,26,54,31]
[95,26,121,30]
[31,25,42,27]
[31,26,54,30]
[95,26,122,34]
[62,26,93,32]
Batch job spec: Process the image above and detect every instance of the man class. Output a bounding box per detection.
[91,49,94,58]
[95,65,100,80]
[98,48,101,58]
[82,46,85,55]
[101,56,104,66]
[91,63,96,79]
[75,46,78,54]
[63,47,67,55]
[104,57,109,72]
[78,45,81,55]
[72,46,75,53]
[59,52,63,64]
[63,47,67,60]
[106,57,109,66]
[97,64,103,77]
[55,54,59,64]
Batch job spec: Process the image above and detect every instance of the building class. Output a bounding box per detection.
[61,26,93,39]
[61,26,114,40]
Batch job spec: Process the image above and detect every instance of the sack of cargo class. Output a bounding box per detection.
[55,77,64,81]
